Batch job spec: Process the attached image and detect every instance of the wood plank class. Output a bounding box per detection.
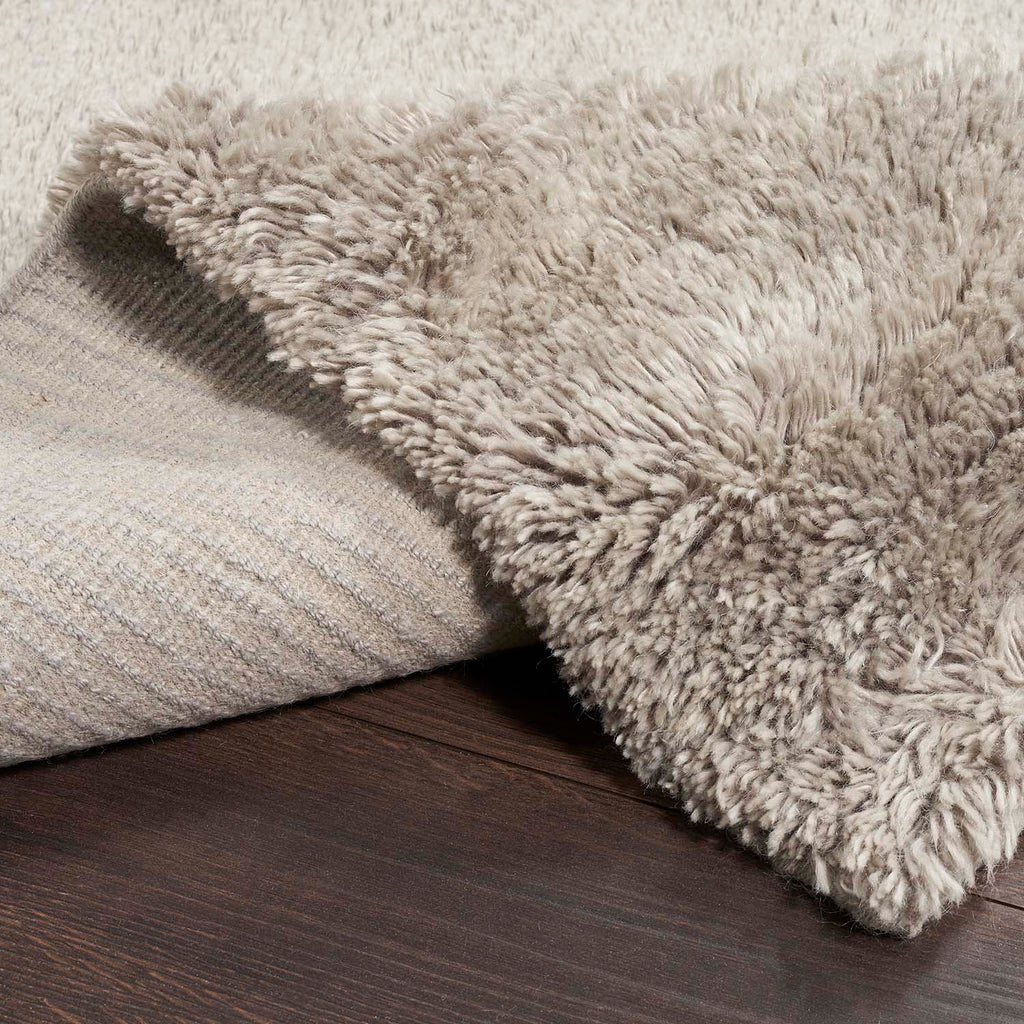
[325,647,1024,913]
[328,645,668,807]
[1,703,1023,1023]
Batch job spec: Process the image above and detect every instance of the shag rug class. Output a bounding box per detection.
[19,54,1024,937]
[10,37,1024,935]
[7,0,1024,283]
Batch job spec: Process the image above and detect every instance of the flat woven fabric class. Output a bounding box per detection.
[45,56,1024,936]
[0,182,529,764]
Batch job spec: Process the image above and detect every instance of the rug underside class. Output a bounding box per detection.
[0,185,530,764]
[20,56,1024,935]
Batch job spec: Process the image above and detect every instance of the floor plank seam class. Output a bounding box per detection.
[310,701,1024,918]
[312,700,666,811]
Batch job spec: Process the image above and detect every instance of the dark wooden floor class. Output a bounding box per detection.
[3,648,1024,1023]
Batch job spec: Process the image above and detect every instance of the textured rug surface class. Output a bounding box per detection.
[0,182,529,763]
[42,57,1024,937]
[6,0,1024,281]
[6,2,1007,750]
[7,0,1024,939]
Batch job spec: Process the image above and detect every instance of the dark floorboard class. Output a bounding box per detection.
[331,648,1024,912]
[332,647,657,806]
[2,649,1024,1022]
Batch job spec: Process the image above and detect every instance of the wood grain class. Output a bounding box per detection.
[330,646,660,805]
[328,648,1024,912]
[2,684,1024,1023]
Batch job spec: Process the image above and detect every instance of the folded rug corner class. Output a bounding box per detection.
[25,55,1024,935]
[1,147,532,770]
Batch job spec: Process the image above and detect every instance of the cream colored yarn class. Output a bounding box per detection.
[45,55,1024,935]
[8,0,1024,282]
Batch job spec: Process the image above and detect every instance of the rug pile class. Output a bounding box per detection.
[6,1,1024,938]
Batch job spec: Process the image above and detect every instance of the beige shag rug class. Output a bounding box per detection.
[6,1,1024,938]
[24,55,1024,938]
[7,0,1024,283]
